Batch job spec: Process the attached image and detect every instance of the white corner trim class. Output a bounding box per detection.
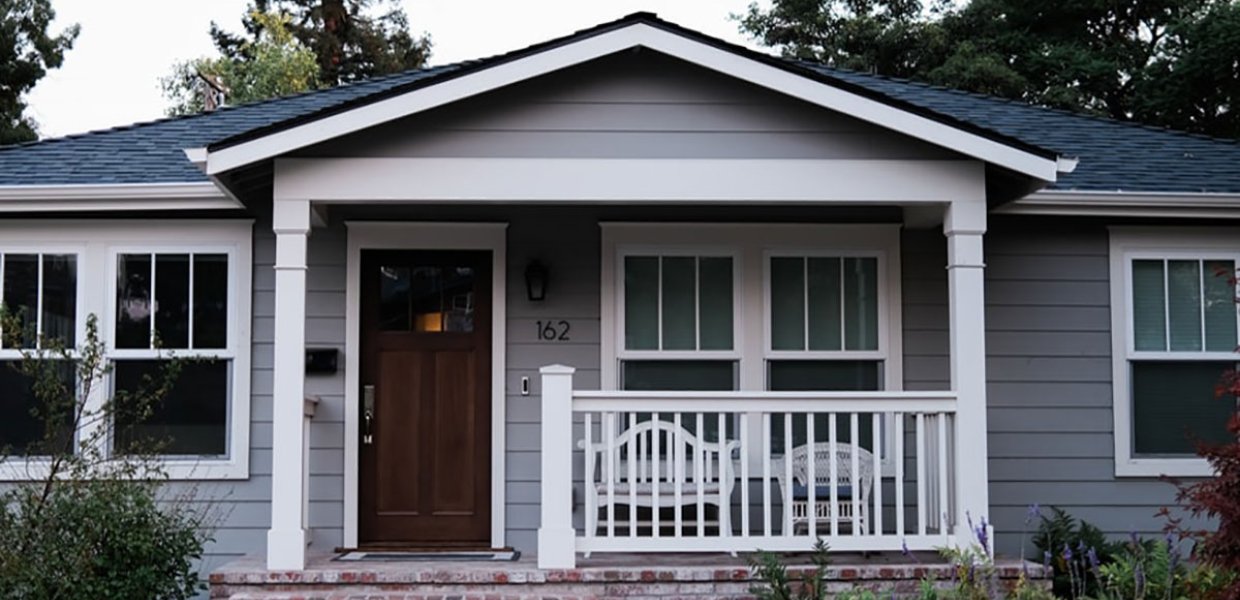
[205,23,1059,180]
[1057,157,1079,173]
[999,190,1240,218]
[342,221,508,549]
[0,181,241,212]
[1107,227,1239,478]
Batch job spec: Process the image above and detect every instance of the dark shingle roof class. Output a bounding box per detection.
[1,12,1238,194]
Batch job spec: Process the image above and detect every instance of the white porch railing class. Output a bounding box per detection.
[538,366,962,568]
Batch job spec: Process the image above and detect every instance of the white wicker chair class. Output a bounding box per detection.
[772,442,875,535]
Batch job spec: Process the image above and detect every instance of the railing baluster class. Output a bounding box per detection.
[783,413,793,536]
[915,413,926,536]
[718,412,728,538]
[806,412,816,538]
[872,413,883,537]
[652,412,661,539]
[762,412,772,537]
[696,412,705,537]
[937,412,949,536]
[628,412,638,538]
[585,412,595,539]
[674,412,683,538]
[740,413,750,538]
[638,419,646,484]
[828,412,838,537]
[850,413,860,536]
[606,411,616,538]
[895,412,905,537]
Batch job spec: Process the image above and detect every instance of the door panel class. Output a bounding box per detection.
[359,250,491,546]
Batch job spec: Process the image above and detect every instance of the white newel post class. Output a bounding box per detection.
[267,199,311,570]
[944,199,992,551]
[538,364,577,568]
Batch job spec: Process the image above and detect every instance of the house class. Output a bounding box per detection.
[1,12,1238,598]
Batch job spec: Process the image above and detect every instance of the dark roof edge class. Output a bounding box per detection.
[206,12,1061,162]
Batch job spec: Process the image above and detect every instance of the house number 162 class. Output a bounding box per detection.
[536,320,571,341]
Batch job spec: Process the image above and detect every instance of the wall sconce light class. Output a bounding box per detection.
[524,260,549,302]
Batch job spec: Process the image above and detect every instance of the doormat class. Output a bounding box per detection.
[335,550,520,562]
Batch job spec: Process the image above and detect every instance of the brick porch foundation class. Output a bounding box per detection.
[210,552,1048,599]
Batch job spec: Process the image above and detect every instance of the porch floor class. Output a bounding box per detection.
[210,551,1046,599]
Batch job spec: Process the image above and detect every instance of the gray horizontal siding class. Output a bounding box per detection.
[298,52,957,162]
[983,221,1184,555]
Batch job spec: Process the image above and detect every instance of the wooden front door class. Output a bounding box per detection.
[359,250,491,547]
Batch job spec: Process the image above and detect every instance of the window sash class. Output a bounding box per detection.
[113,251,232,353]
[1125,253,1240,359]
[0,251,82,353]
[617,249,740,358]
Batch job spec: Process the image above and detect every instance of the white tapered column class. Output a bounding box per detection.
[267,199,311,570]
[538,364,577,568]
[944,198,991,549]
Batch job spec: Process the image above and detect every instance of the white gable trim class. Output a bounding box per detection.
[0,182,240,212]
[203,23,1061,181]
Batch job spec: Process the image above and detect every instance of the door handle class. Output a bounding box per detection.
[363,385,375,445]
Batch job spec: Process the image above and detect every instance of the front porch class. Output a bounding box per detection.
[211,552,1046,599]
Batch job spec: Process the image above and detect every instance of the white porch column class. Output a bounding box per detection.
[944,198,991,548]
[538,364,577,568]
[267,199,311,570]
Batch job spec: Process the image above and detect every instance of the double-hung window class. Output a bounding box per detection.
[602,224,902,454]
[0,250,80,456]
[1110,229,1239,476]
[0,221,252,480]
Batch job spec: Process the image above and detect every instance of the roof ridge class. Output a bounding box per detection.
[797,60,1240,148]
[0,62,467,154]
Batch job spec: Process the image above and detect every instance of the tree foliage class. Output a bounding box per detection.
[210,0,432,87]
[162,10,318,116]
[0,0,78,145]
[736,0,1240,138]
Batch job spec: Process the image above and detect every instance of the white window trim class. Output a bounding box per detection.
[1109,227,1239,477]
[600,223,904,472]
[0,220,253,481]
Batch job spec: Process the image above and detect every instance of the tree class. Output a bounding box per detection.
[210,0,432,87]
[736,0,1239,138]
[162,11,318,116]
[0,0,78,145]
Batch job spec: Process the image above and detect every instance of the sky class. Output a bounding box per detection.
[25,0,769,139]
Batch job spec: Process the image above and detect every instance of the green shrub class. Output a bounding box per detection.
[1031,507,1123,597]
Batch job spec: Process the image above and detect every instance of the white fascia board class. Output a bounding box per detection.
[0,181,241,212]
[998,189,1240,218]
[206,23,1060,181]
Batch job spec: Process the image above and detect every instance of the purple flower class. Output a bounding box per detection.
[1086,547,1101,578]
[1026,503,1041,524]
[901,539,911,557]
[1043,550,1052,571]
[1062,543,1073,562]
[1129,531,1140,548]
[1135,562,1146,596]
[975,516,990,554]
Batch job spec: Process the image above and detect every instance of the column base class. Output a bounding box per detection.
[266,527,307,570]
[537,527,577,568]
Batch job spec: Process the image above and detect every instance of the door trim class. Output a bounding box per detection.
[344,222,507,549]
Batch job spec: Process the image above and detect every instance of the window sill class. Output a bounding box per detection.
[0,457,249,481]
[1115,457,1215,478]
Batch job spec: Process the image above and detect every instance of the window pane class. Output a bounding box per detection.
[398,265,477,333]
[0,360,74,455]
[41,255,76,348]
[844,257,879,351]
[1132,361,1235,455]
[1167,260,1203,351]
[113,359,229,456]
[3,254,39,348]
[154,254,190,349]
[768,360,881,451]
[771,257,805,350]
[624,257,658,350]
[378,265,411,331]
[193,254,229,348]
[621,360,736,391]
[806,257,841,351]
[1131,260,1167,351]
[116,254,152,349]
[1203,260,1237,352]
[698,257,733,350]
[661,257,696,350]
